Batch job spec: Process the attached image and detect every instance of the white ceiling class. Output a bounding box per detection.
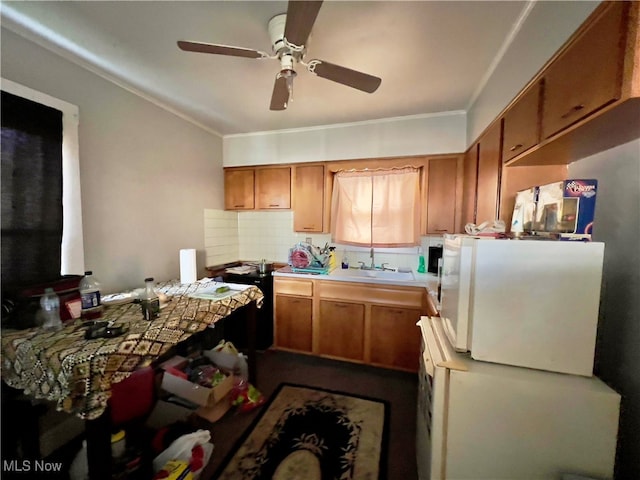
[1,1,531,136]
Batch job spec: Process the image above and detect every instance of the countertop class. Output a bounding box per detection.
[273,266,441,312]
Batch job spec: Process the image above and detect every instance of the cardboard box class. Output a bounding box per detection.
[160,356,235,422]
[533,179,597,240]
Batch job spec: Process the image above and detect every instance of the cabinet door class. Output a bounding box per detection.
[293,165,324,232]
[476,122,502,224]
[370,305,422,371]
[318,300,365,361]
[461,144,478,229]
[542,2,626,139]
[426,157,458,234]
[275,295,312,352]
[224,169,255,210]
[502,82,542,163]
[256,167,291,209]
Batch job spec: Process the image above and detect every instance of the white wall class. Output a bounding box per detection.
[466,0,599,144]
[1,29,224,294]
[223,111,466,167]
[568,139,640,480]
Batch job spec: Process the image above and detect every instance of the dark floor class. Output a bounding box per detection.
[2,349,418,479]
[194,349,419,480]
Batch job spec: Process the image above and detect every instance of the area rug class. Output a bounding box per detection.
[215,383,389,479]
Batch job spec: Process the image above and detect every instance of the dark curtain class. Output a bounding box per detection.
[1,90,64,289]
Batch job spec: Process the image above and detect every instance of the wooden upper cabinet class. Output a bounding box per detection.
[425,157,458,234]
[255,167,291,209]
[293,165,325,232]
[224,169,254,210]
[502,82,542,162]
[476,121,502,224]
[461,144,479,229]
[541,1,627,139]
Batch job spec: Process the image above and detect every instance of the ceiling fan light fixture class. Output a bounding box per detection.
[268,13,287,55]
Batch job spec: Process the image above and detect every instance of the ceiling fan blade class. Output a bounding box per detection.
[284,0,323,46]
[270,76,290,111]
[177,40,267,59]
[309,60,382,93]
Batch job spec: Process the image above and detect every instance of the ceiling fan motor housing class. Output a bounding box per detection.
[268,14,287,55]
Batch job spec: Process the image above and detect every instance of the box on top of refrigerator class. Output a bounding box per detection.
[510,186,538,234]
[532,179,597,240]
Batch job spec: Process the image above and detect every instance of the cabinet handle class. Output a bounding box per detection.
[435,229,448,232]
[560,104,585,119]
[234,204,244,208]
[302,227,315,230]
[269,204,280,207]
[509,143,523,152]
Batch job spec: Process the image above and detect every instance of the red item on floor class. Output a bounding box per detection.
[230,383,266,413]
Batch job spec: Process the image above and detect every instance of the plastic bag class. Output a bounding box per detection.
[69,440,88,480]
[152,429,212,475]
[464,220,506,235]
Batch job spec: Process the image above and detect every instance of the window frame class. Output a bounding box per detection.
[1,78,84,275]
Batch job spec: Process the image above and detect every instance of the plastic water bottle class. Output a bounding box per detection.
[40,288,62,329]
[140,277,160,320]
[79,271,103,320]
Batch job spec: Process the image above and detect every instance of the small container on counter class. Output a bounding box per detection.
[140,277,160,320]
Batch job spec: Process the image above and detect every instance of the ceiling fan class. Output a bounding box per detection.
[177,0,382,111]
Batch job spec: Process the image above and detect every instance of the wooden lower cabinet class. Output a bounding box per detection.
[274,295,312,353]
[370,305,423,371]
[274,277,427,371]
[318,300,365,360]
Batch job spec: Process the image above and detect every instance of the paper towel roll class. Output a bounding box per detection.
[180,249,197,284]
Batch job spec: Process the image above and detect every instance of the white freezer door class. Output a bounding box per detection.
[469,240,604,376]
[439,235,473,351]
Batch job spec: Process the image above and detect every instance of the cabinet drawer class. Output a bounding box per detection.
[541,2,626,139]
[274,277,313,296]
[317,281,425,308]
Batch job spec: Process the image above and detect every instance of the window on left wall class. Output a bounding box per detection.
[1,79,84,289]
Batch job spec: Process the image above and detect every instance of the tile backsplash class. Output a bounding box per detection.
[204,209,443,270]
[204,209,239,267]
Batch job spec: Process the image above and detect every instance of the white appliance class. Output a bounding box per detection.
[416,316,620,480]
[439,234,604,376]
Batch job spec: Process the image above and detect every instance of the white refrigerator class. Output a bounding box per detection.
[416,316,620,480]
[439,235,604,376]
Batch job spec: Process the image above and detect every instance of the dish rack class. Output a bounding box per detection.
[288,242,330,272]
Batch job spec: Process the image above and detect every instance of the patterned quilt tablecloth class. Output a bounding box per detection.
[1,281,263,420]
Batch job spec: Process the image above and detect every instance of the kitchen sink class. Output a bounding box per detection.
[331,268,415,281]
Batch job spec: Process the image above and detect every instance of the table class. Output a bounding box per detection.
[1,280,263,478]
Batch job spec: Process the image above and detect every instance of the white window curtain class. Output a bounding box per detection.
[330,167,421,247]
